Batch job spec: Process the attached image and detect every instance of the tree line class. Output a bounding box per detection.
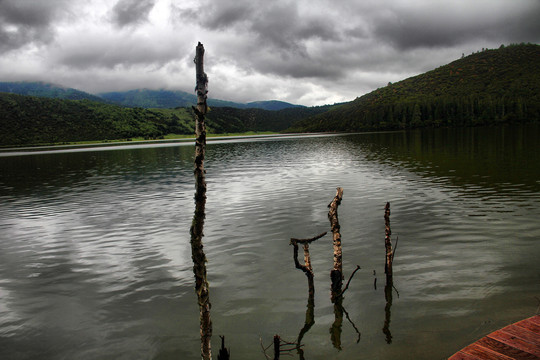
[288,43,540,132]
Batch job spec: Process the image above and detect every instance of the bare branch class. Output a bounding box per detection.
[338,265,361,297]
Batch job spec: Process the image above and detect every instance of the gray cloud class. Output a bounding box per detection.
[111,0,156,27]
[51,33,186,70]
[0,0,69,52]
[1,0,540,106]
[371,2,540,50]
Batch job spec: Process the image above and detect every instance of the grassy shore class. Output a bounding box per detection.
[0,131,280,150]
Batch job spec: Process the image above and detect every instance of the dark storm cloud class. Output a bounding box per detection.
[371,2,540,50]
[53,36,181,70]
[111,0,156,27]
[199,2,255,30]
[191,1,343,79]
[2,0,540,105]
[0,0,69,52]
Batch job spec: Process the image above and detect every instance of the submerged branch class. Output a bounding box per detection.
[338,265,361,297]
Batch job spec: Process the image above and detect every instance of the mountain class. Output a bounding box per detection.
[289,43,540,132]
[98,88,245,109]
[205,104,335,133]
[98,89,303,110]
[245,100,305,111]
[0,81,106,103]
[0,82,305,110]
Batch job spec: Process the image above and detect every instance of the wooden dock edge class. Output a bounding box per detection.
[448,314,540,360]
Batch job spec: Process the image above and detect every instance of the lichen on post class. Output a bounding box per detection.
[190,41,212,360]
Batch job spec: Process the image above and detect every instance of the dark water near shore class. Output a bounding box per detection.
[1,125,539,359]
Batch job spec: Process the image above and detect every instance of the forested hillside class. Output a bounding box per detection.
[0,93,194,146]
[0,93,322,146]
[205,105,335,133]
[289,43,540,132]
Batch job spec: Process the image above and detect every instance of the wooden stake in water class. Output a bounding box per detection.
[190,41,212,360]
[328,187,344,302]
[384,202,393,285]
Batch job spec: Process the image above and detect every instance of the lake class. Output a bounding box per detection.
[1,125,539,359]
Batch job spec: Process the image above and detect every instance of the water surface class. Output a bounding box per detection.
[1,125,539,359]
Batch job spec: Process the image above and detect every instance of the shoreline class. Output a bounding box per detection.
[0,132,283,152]
[0,132,344,157]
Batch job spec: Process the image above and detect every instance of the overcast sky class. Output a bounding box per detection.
[1,0,539,106]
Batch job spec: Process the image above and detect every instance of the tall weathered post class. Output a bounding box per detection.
[190,41,212,360]
[384,202,393,285]
[328,187,344,302]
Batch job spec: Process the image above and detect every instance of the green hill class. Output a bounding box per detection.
[289,43,540,132]
[205,104,335,133]
[0,93,318,146]
[0,93,195,146]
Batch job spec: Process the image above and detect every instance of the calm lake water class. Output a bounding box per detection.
[1,125,539,359]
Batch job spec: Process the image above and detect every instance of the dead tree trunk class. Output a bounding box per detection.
[190,41,212,360]
[328,187,344,302]
[384,202,393,285]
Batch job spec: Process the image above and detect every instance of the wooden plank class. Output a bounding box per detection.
[448,315,540,360]
[528,316,540,327]
[501,325,540,347]
[488,332,540,357]
[449,350,483,360]
[460,343,515,360]
[476,336,538,359]
[516,319,540,335]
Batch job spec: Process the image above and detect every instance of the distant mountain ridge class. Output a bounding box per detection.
[98,89,304,110]
[0,81,106,103]
[0,82,304,110]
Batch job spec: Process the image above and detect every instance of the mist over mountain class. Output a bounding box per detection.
[0,82,304,110]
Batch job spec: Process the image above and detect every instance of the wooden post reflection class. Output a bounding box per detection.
[382,282,393,344]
